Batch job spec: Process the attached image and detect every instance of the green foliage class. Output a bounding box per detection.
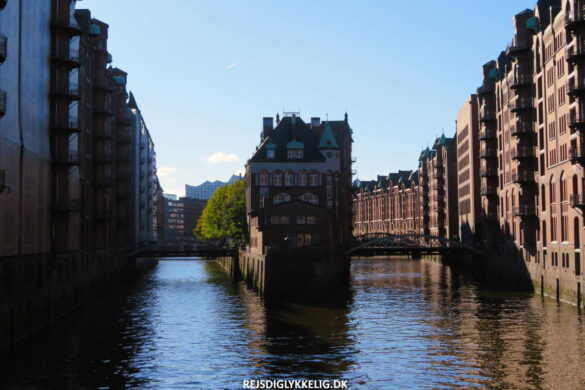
[195,180,247,245]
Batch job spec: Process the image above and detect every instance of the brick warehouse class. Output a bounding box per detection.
[353,0,585,305]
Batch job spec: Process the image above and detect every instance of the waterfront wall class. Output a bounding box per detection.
[0,253,157,351]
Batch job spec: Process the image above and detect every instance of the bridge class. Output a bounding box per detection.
[130,240,237,258]
[347,233,481,258]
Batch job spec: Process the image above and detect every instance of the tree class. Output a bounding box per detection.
[194,179,247,245]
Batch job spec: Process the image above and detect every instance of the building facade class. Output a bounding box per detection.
[0,0,160,349]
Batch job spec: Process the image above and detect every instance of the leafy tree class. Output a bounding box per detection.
[195,180,247,245]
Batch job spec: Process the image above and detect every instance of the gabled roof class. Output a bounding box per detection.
[128,91,138,109]
[318,122,340,149]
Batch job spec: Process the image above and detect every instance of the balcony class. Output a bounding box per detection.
[480,167,498,177]
[52,116,79,133]
[508,97,533,112]
[93,79,114,92]
[479,147,497,159]
[95,124,113,139]
[477,83,494,96]
[93,101,113,117]
[567,76,585,97]
[569,146,585,163]
[565,9,585,29]
[480,210,498,222]
[567,42,585,64]
[52,16,81,36]
[52,83,80,100]
[510,122,533,136]
[569,111,585,129]
[479,128,496,140]
[511,170,535,184]
[511,147,535,160]
[506,41,529,56]
[54,151,80,165]
[0,33,6,63]
[480,185,498,197]
[571,194,585,209]
[509,74,532,89]
[0,89,5,117]
[479,110,496,122]
[54,197,81,212]
[512,205,536,218]
[53,48,80,68]
[95,149,113,163]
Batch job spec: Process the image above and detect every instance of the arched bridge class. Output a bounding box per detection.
[348,233,481,257]
[130,240,237,258]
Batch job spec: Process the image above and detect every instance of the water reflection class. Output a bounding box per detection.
[2,258,585,389]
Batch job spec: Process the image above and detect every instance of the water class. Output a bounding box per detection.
[2,257,585,389]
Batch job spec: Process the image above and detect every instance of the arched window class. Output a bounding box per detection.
[560,172,566,202]
[284,171,294,186]
[549,176,556,203]
[298,170,308,186]
[273,193,291,205]
[259,170,269,186]
[309,170,319,186]
[575,217,580,248]
[299,192,318,205]
[272,170,283,186]
[541,184,546,211]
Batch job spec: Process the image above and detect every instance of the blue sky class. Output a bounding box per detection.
[81,0,534,196]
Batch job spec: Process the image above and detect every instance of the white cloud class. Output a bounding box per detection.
[224,62,239,71]
[205,152,240,164]
[157,167,177,178]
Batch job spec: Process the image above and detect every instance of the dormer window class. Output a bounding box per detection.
[265,143,276,159]
[267,149,275,159]
[288,149,303,159]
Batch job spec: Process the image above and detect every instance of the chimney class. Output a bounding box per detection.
[262,117,273,139]
[311,117,321,128]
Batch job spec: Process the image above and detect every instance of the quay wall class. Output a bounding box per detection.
[0,253,157,351]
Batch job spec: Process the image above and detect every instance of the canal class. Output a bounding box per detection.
[2,257,585,389]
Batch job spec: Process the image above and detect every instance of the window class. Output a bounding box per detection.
[298,171,308,186]
[259,170,269,186]
[309,171,319,186]
[299,192,318,205]
[280,216,290,224]
[267,149,275,159]
[284,171,294,186]
[272,171,282,186]
[288,149,303,159]
[273,193,291,205]
[306,216,316,224]
[270,216,280,224]
[297,216,306,224]
[297,233,311,247]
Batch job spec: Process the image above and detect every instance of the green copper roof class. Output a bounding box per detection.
[488,68,499,80]
[437,133,447,146]
[113,76,126,85]
[89,24,101,37]
[287,139,304,149]
[318,122,339,149]
[107,53,112,63]
[265,143,276,150]
[526,16,539,33]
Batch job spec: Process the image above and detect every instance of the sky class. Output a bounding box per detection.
[81,0,535,196]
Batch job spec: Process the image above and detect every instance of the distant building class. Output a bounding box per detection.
[163,196,185,240]
[185,174,241,200]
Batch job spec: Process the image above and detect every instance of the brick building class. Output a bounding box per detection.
[0,0,161,349]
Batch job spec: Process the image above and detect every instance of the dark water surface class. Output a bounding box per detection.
[2,258,585,389]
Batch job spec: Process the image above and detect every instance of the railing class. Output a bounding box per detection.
[69,48,80,63]
[95,176,113,186]
[479,110,495,122]
[506,40,528,54]
[508,97,533,112]
[480,185,498,196]
[565,9,585,27]
[566,41,585,63]
[569,111,585,128]
[569,146,585,162]
[479,128,496,140]
[69,116,79,130]
[512,147,535,159]
[0,33,6,62]
[508,74,532,88]
[571,194,585,208]
[511,122,533,136]
[511,170,535,183]
[480,147,497,158]
[69,83,79,96]
[480,167,497,177]
[567,76,585,95]
[512,205,536,217]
